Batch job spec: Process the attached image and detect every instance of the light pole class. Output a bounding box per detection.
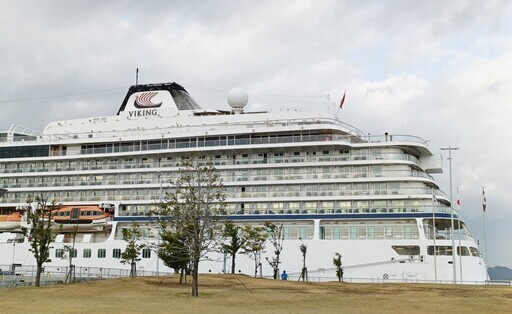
[457,186,463,284]
[440,146,459,284]
[431,188,437,282]
[12,237,16,267]
[156,171,163,275]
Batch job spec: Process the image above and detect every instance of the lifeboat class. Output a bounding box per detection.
[0,212,22,231]
[52,205,111,231]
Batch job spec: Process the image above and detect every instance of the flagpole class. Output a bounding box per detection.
[432,188,438,282]
[440,146,459,284]
[482,187,488,266]
[457,187,463,284]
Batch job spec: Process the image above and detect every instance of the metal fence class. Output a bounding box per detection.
[0,264,172,288]
[2,264,509,288]
[265,274,512,286]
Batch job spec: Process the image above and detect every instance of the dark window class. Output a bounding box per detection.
[69,248,77,258]
[469,247,480,257]
[55,249,64,258]
[0,145,50,159]
[392,245,420,255]
[457,246,470,256]
[113,248,121,259]
[427,246,453,256]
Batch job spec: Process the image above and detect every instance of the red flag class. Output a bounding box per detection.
[482,187,487,212]
[339,91,346,109]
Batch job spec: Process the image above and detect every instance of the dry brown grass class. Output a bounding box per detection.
[0,275,511,313]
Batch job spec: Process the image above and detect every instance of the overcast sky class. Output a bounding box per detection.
[1,1,510,267]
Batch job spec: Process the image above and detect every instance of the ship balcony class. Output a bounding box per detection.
[1,150,425,174]
[221,205,452,216]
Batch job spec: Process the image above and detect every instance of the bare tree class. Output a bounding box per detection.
[264,222,284,280]
[21,195,58,287]
[153,156,224,297]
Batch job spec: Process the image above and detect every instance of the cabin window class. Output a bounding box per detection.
[367,226,376,239]
[283,227,291,239]
[68,249,77,258]
[469,247,480,257]
[98,249,106,258]
[457,246,470,256]
[113,248,121,259]
[404,226,414,239]
[298,227,307,239]
[83,249,91,258]
[427,246,453,256]
[392,245,420,255]
[349,226,358,239]
[55,249,64,258]
[142,249,151,259]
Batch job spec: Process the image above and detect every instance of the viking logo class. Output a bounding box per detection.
[134,92,163,108]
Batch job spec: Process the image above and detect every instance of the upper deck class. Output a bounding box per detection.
[0,82,441,175]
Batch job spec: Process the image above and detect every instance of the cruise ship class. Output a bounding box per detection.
[0,82,488,282]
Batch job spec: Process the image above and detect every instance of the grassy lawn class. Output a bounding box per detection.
[0,275,510,313]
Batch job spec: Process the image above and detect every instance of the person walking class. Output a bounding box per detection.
[281,270,288,280]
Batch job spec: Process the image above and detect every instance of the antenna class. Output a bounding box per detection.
[136,68,139,86]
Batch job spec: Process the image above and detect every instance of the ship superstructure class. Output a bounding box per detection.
[0,82,488,282]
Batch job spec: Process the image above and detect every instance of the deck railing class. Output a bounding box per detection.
[0,264,172,288]
[0,117,428,147]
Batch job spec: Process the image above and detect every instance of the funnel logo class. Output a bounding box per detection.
[134,92,163,108]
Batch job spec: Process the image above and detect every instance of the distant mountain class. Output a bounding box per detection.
[488,266,512,281]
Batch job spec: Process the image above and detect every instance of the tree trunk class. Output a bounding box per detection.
[179,268,184,284]
[191,258,200,297]
[130,261,136,278]
[191,257,200,297]
[35,264,42,287]
[231,254,236,274]
[274,253,280,279]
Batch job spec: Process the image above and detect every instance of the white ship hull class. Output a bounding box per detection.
[0,217,487,282]
[0,234,487,282]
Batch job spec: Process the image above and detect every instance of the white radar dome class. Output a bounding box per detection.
[227,87,249,109]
